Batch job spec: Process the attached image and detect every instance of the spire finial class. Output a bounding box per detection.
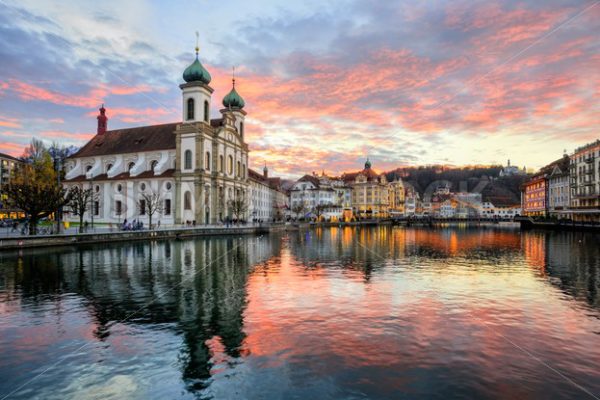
[232,66,236,87]
[195,31,199,56]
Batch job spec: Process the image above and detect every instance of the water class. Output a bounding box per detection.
[0,226,599,400]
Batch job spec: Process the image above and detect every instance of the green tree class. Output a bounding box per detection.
[4,140,70,235]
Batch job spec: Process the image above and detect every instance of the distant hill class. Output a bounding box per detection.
[385,165,527,206]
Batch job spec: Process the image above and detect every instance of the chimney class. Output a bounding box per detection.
[97,104,108,135]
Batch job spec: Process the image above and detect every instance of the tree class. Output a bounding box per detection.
[229,196,248,223]
[291,202,306,219]
[139,190,164,229]
[67,186,95,233]
[4,141,70,235]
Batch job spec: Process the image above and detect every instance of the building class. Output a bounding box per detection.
[521,156,569,218]
[547,155,570,219]
[499,159,527,177]
[0,153,23,219]
[343,159,389,218]
[388,178,405,217]
[64,43,253,226]
[248,166,287,222]
[288,173,348,220]
[570,140,600,222]
[481,202,521,219]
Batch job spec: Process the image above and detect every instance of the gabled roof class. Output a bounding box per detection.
[0,152,20,162]
[69,123,179,158]
[295,174,320,188]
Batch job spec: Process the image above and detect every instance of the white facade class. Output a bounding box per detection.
[63,46,264,227]
[248,169,287,222]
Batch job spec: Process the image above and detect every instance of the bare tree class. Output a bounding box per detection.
[291,202,306,220]
[67,186,96,233]
[229,196,248,223]
[139,190,164,229]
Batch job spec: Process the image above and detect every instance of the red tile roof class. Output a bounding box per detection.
[69,123,179,158]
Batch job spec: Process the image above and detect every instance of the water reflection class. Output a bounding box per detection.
[0,227,599,399]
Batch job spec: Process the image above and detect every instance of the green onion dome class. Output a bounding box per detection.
[365,158,372,169]
[222,80,245,109]
[183,50,211,84]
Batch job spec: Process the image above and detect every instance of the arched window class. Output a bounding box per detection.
[150,160,158,171]
[128,162,135,172]
[240,122,244,137]
[184,150,192,170]
[227,155,233,175]
[184,191,191,210]
[205,152,211,170]
[203,100,209,122]
[219,155,224,172]
[186,98,195,120]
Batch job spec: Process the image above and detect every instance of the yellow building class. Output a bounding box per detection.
[343,159,389,218]
[388,178,405,217]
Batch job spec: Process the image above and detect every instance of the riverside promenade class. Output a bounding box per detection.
[0,224,276,251]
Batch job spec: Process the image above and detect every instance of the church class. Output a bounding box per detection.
[63,43,254,226]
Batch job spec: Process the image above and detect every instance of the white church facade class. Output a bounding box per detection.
[63,44,259,226]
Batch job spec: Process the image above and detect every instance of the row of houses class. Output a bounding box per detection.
[521,139,600,222]
[288,161,521,221]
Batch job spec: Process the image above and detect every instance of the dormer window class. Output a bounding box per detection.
[128,162,135,172]
[150,160,158,171]
[106,163,113,173]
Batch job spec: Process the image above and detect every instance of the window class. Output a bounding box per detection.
[186,98,195,120]
[184,191,192,210]
[220,155,224,172]
[106,163,113,173]
[166,182,172,191]
[94,201,99,216]
[237,161,241,177]
[204,100,209,122]
[228,155,233,175]
[164,199,171,215]
[95,185,100,192]
[205,152,210,170]
[86,165,92,172]
[116,200,122,215]
[128,162,135,172]
[140,183,146,191]
[150,160,158,170]
[242,165,245,179]
[117,184,122,193]
[139,199,146,215]
[240,121,244,137]
[184,150,192,170]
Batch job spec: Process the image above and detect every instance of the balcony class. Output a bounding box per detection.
[584,156,595,163]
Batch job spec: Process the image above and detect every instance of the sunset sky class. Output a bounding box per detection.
[0,0,598,177]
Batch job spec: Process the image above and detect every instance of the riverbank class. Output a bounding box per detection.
[0,225,278,251]
[515,216,600,232]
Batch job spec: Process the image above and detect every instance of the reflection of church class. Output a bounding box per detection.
[7,235,281,393]
[64,41,250,225]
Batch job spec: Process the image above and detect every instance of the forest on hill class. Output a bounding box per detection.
[385,165,528,206]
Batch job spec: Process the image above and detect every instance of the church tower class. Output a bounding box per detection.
[221,68,246,139]
[180,34,213,124]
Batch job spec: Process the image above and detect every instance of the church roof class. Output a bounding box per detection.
[70,123,179,158]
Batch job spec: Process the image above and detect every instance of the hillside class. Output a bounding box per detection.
[385,166,527,206]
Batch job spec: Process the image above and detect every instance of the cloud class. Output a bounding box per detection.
[0,0,598,177]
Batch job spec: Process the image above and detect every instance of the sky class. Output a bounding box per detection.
[0,0,598,178]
